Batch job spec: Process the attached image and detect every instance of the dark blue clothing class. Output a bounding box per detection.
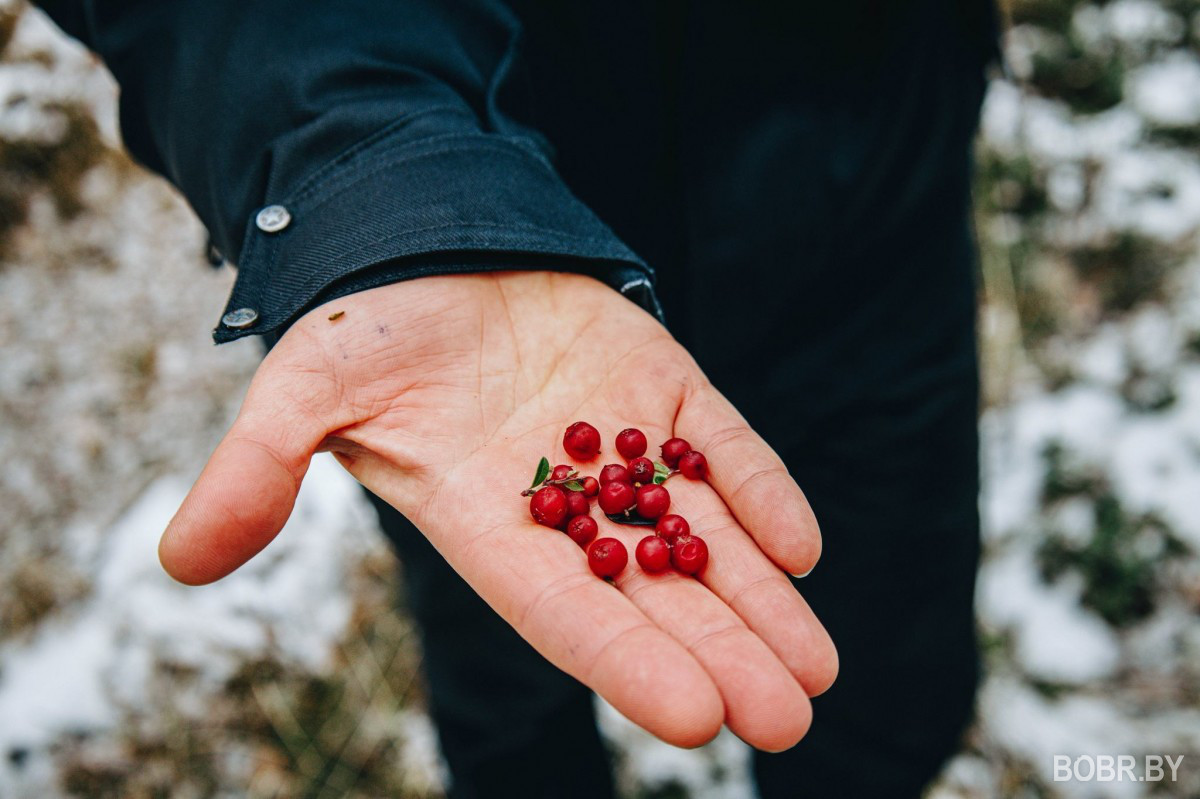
[37,0,994,343]
[36,1,997,797]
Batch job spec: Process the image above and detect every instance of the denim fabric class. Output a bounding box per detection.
[35,0,658,343]
[214,125,652,342]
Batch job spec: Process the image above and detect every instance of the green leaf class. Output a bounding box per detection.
[653,473,668,485]
[653,461,670,476]
[530,457,550,489]
[564,480,585,492]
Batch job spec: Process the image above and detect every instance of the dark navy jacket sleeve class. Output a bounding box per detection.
[33,0,657,342]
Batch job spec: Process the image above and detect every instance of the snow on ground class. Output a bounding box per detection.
[979,545,1122,684]
[934,1,1200,796]
[0,458,378,798]
[1128,53,1200,127]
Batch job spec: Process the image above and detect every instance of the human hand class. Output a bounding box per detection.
[159,272,837,751]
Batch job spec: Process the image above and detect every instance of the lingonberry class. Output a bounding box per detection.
[660,437,691,468]
[628,457,655,484]
[599,463,631,486]
[551,464,573,481]
[635,483,671,520]
[563,421,601,461]
[598,480,636,515]
[678,451,708,480]
[635,535,671,573]
[564,488,589,518]
[566,515,598,547]
[671,534,709,575]
[529,485,568,529]
[581,476,599,497]
[616,428,648,460]
[587,537,628,578]
[655,513,690,543]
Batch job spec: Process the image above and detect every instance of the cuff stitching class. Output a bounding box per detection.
[281,223,646,304]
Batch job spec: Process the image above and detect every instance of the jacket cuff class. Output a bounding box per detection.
[213,129,657,343]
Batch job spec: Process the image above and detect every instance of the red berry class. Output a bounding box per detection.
[616,428,648,460]
[678,451,708,480]
[636,535,671,573]
[655,514,690,543]
[566,515,598,546]
[551,464,573,481]
[598,480,636,515]
[671,534,709,575]
[564,488,589,518]
[581,476,599,497]
[635,483,671,520]
[628,457,655,485]
[529,485,568,528]
[660,437,691,468]
[599,463,631,486]
[588,537,628,578]
[563,421,601,461]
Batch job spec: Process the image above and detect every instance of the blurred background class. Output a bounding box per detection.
[1,0,1198,796]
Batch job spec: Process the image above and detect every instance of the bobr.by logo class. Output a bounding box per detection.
[1053,755,1184,783]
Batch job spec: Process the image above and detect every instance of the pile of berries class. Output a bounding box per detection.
[523,421,710,580]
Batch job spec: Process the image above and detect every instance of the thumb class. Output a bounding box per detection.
[158,375,331,585]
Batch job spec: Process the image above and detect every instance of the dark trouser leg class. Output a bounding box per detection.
[365,493,614,799]
[722,265,981,799]
[715,209,979,798]
[752,376,981,798]
[672,55,985,796]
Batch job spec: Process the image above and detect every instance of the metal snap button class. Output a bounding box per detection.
[222,307,259,329]
[255,204,291,233]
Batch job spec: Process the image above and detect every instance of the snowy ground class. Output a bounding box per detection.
[1,1,1199,797]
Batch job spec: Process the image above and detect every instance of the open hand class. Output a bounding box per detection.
[159,271,838,751]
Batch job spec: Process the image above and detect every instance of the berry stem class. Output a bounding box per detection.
[520,472,581,496]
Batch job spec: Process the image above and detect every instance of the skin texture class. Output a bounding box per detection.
[158,271,838,752]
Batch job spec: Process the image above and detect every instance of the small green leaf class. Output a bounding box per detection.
[564,480,585,492]
[531,457,550,489]
[652,473,668,485]
[653,461,670,476]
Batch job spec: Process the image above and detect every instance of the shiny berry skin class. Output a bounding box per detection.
[628,457,655,484]
[563,421,602,461]
[678,451,708,480]
[566,515,598,547]
[588,537,628,578]
[551,464,573,481]
[581,476,599,497]
[655,514,690,543]
[529,485,568,528]
[671,534,709,575]
[616,428,648,460]
[635,484,671,520]
[599,463,631,486]
[598,480,636,515]
[564,488,589,518]
[660,437,691,468]
[635,535,671,573]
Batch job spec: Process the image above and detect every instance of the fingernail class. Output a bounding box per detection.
[789,567,814,579]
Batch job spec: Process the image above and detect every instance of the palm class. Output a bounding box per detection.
[161,272,837,751]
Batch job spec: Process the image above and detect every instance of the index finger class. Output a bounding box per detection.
[674,383,821,577]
